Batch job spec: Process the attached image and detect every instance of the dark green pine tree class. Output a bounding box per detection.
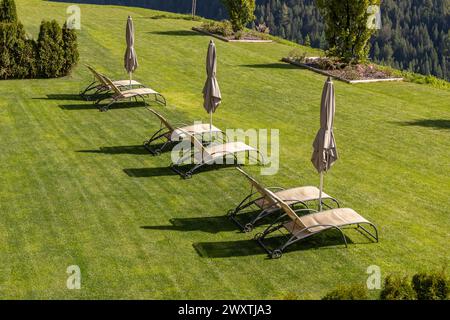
[0,0,18,23]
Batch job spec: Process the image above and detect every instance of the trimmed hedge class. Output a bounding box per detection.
[0,22,36,79]
[321,284,368,300]
[0,0,78,79]
[412,272,449,300]
[0,0,17,23]
[379,275,416,300]
[37,20,65,78]
[322,270,450,300]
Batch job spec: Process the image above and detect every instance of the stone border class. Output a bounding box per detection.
[192,27,273,43]
[282,57,403,84]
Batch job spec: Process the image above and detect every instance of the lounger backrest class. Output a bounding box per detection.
[86,65,108,85]
[264,189,306,228]
[102,75,123,95]
[236,168,305,228]
[185,132,208,154]
[146,108,175,132]
[236,167,278,208]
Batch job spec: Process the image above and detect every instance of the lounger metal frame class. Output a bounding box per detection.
[143,108,227,155]
[79,65,146,100]
[255,207,379,259]
[170,134,265,179]
[229,168,340,232]
[92,75,166,111]
[228,186,340,232]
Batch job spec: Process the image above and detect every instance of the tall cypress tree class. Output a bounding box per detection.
[316,0,381,63]
[0,0,18,23]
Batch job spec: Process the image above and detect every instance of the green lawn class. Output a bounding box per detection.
[0,0,449,299]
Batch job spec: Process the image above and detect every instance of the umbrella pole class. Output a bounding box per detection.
[129,72,132,90]
[209,111,213,143]
[319,171,324,211]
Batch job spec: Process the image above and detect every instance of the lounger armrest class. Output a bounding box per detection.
[294,208,318,214]
[173,122,189,128]
[266,187,285,191]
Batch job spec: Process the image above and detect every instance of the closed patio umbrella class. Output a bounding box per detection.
[124,16,138,88]
[202,40,221,140]
[311,77,338,211]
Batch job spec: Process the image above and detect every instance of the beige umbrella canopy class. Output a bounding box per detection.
[202,40,222,138]
[124,16,138,87]
[311,77,338,211]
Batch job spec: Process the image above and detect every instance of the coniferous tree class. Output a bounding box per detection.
[0,0,17,23]
[37,20,65,78]
[61,22,79,75]
[221,0,256,32]
[316,0,381,63]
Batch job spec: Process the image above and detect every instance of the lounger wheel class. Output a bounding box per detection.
[243,223,254,233]
[271,250,282,259]
[183,173,193,179]
[254,232,263,241]
[154,149,161,156]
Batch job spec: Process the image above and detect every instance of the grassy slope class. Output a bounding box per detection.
[0,0,449,299]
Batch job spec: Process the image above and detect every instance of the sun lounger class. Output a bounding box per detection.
[253,186,378,258]
[80,65,145,100]
[95,75,166,111]
[170,133,265,179]
[144,108,226,155]
[229,168,340,232]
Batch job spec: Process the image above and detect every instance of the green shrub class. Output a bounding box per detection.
[37,20,65,78]
[287,48,307,63]
[61,22,79,75]
[0,22,36,79]
[0,0,17,23]
[412,271,449,300]
[221,0,255,32]
[379,275,416,300]
[322,284,368,300]
[201,20,233,37]
[0,4,77,79]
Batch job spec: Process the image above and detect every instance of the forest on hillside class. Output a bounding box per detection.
[53,0,449,81]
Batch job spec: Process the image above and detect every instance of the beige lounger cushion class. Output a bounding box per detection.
[254,186,332,209]
[283,208,369,239]
[194,142,256,163]
[115,87,158,98]
[172,124,222,140]
[112,80,141,87]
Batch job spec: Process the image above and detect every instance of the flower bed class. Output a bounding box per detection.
[193,20,273,43]
[283,49,403,84]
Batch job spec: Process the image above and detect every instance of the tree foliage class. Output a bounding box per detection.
[0,0,17,23]
[37,20,65,78]
[0,22,36,79]
[61,22,79,75]
[315,0,380,63]
[221,0,256,32]
[0,3,79,79]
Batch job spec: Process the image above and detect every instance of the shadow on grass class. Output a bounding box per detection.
[33,94,85,101]
[123,164,238,178]
[398,119,450,130]
[59,101,146,111]
[194,231,354,258]
[148,30,201,37]
[77,145,150,156]
[239,63,299,70]
[141,215,238,234]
